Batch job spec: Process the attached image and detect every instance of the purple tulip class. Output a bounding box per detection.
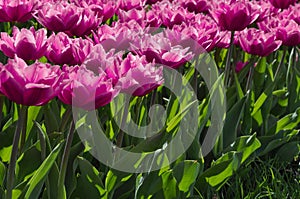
[210,0,260,31]
[118,8,146,26]
[70,0,119,21]
[118,0,145,11]
[0,56,61,106]
[151,1,195,28]
[58,65,119,110]
[46,32,93,65]
[235,61,249,73]
[276,19,300,46]
[238,28,282,57]
[131,33,194,69]
[269,0,297,9]
[0,0,37,22]
[67,8,102,37]
[34,1,80,32]
[93,21,143,52]
[0,26,47,60]
[180,0,211,14]
[118,53,163,96]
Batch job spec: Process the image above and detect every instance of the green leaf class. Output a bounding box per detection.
[71,157,105,198]
[172,160,200,196]
[223,96,246,148]
[161,170,178,199]
[16,144,42,185]
[276,141,300,162]
[267,108,300,135]
[0,161,5,187]
[24,142,63,199]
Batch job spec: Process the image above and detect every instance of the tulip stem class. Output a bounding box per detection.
[274,47,287,79]
[20,107,28,150]
[6,105,28,199]
[224,31,235,87]
[58,120,75,199]
[116,95,130,147]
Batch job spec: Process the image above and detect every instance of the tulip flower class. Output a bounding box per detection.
[93,21,142,52]
[276,20,300,46]
[46,32,93,65]
[150,1,195,28]
[131,33,194,69]
[58,65,119,110]
[118,8,146,26]
[238,28,282,57]
[269,0,296,9]
[34,1,80,32]
[0,56,61,106]
[0,26,47,60]
[70,0,119,21]
[118,53,163,96]
[180,0,211,14]
[210,0,260,31]
[0,0,36,22]
[118,0,145,11]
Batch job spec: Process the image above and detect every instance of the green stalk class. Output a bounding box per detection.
[116,95,130,147]
[57,120,75,199]
[5,105,28,199]
[224,31,235,87]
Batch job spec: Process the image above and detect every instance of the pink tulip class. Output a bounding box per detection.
[269,0,297,9]
[235,61,248,73]
[131,33,194,69]
[118,0,145,11]
[118,53,163,96]
[58,65,119,110]
[46,32,93,65]
[118,8,146,26]
[276,20,300,46]
[93,21,143,52]
[238,28,282,57]
[68,8,102,37]
[180,0,211,14]
[0,26,47,60]
[70,0,119,21]
[210,0,260,31]
[151,1,195,28]
[0,56,61,106]
[34,1,80,32]
[0,0,36,22]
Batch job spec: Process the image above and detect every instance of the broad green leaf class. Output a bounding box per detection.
[71,157,105,198]
[267,108,300,135]
[224,134,261,163]
[16,144,42,184]
[172,160,200,196]
[276,141,300,162]
[161,170,178,199]
[24,142,63,199]
[223,97,246,148]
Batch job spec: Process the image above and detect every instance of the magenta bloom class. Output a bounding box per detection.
[180,0,211,14]
[0,0,36,22]
[70,0,119,21]
[276,20,300,46]
[118,0,145,11]
[46,32,93,65]
[93,21,142,52]
[59,65,119,110]
[118,8,146,26]
[118,53,163,96]
[0,56,61,106]
[269,0,296,9]
[211,0,259,31]
[238,28,282,57]
[34,1,80,32]
[235,61,249,73]
[131,33,194,69]
[0,26,47,60]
